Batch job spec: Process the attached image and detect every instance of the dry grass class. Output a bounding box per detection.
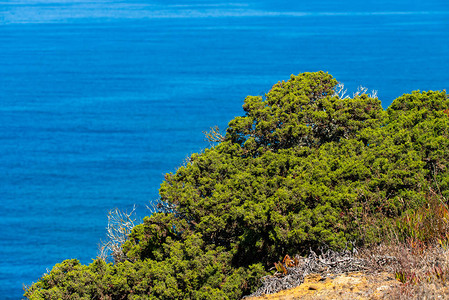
[358,241,449,299]
[355,192,449,299]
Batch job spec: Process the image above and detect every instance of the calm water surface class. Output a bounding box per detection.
[1,0,448,298]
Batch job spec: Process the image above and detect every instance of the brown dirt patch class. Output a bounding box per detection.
[246,272,400,300]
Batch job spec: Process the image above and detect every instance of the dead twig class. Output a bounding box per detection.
[98,205,136,263]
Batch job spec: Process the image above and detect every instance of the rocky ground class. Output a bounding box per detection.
[246,271,401,300]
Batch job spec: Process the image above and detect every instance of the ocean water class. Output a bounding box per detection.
[1,0,448,298]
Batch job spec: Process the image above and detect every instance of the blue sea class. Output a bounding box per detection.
[1,0,448,298]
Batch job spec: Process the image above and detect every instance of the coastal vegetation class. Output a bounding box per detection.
[24,72,449,299]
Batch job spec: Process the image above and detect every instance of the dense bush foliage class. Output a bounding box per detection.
[25,72,449,299]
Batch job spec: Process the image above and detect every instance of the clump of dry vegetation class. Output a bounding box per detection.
[249,194,449,298]
[247,247,372,297]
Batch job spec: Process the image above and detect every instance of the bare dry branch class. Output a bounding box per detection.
[203,126,225,144]
[334,83,349,99]
[334,83,378,99]
[98,205,136,263]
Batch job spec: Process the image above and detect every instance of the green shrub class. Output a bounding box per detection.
[25,72,449,299]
